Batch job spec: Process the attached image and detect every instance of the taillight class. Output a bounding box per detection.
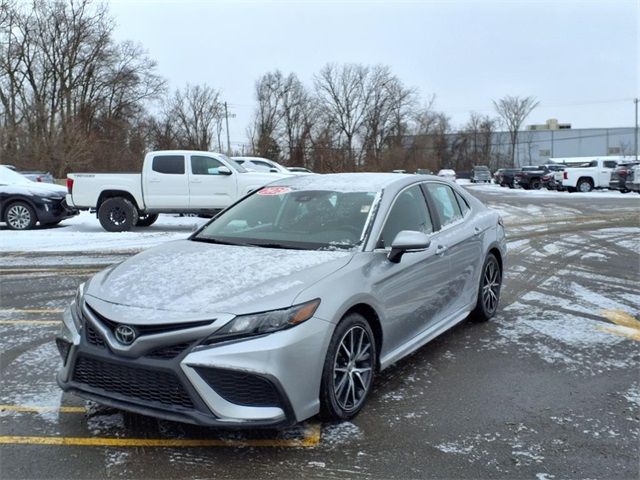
[563,172,568,180]
[66,177,74,194]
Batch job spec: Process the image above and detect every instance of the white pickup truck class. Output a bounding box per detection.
[66,150,286,231]
[560,158,619,193]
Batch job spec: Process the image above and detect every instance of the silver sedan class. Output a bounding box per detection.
[56,173,506,427]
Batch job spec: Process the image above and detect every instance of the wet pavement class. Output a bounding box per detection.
[1,186,639,479]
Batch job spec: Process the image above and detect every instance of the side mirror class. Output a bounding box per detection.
[388,230,431,263]
[217,166,232,175]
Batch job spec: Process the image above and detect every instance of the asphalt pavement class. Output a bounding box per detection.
[0,186,638,479]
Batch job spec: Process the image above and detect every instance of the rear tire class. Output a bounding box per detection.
[137,213,159,227]
[5,201,36,230]
[98,197,138,232]
[530,179,541,189]
[469,253,502,322]
[577,178,593,193]
[319,313,377,421]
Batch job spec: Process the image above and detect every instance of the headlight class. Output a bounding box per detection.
[203,298,320,344]
[72,282,86,329]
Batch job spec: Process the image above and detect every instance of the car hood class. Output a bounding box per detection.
[1,181,66,196]
[85,239,353,320]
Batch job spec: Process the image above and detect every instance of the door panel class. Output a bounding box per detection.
[188,155,237,209]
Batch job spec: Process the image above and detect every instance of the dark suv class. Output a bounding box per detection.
[470,166,492,183]
[609,162,639,193]
[496,168,520,188]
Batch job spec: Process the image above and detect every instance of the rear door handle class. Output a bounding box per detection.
[435,245,448,256]
[473,227,482,237]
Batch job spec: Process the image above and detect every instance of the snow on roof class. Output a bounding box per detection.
[269,172,407,192]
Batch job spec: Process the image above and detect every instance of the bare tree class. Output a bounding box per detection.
[251,70,284,159]
[493,95,539,167]
[279,72,314,166]
[314,63,371,170]
[166,84,222,150]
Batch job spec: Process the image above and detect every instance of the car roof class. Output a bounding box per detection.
[268,172,437,193]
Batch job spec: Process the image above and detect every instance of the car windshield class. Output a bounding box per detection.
[194,187,379,250]
[222,155,248,173]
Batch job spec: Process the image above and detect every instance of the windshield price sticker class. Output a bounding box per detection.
[258,187,292,196]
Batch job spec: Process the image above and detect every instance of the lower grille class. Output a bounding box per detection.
[73,356,193,409]
[195,367,281,407]
[145,343,192,359]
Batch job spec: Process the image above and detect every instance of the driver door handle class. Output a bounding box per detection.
[435,244,448,256]
[473,227,482,237]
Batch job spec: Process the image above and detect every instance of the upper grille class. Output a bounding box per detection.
[195,367,281,407]
[73,355,194,409]
[86,305,213,337]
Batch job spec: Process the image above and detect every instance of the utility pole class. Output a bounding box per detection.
[634,98,638,162]
[224,102,231,156]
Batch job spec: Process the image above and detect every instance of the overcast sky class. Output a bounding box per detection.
[108,0,638,148]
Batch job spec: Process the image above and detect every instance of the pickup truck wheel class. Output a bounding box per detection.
[530,179,541,189]
[98,197,138,232]
[469,253,502,322]
[137,213,159,227]
[5,201,37,230]
[577,179,593,193]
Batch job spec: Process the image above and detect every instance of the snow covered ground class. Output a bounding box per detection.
[0,212,208,253]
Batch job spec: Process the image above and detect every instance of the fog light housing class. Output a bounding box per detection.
[56,338,72,365]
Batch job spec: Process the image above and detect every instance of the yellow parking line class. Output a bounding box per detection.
[599,309,640,342]
[0,423,321,448]
[0,320,60,325]
[0,405,86,413]
[0,308,64,314]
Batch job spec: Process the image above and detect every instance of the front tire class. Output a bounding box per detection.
[5,201,36,230]
[137,213,159,227]
[530,179,541,189]
[470,253,502,322]
[320,313,377,421]
[98,197,138,232]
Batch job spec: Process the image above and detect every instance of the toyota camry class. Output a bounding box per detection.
[56,173,506,427]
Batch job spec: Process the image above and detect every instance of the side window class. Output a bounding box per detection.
[426,183,463,227]
[603,161,617,169]
[379,185,433,248]
[152,155,185,175]
[455,191,470,216]
[191,156,226,175]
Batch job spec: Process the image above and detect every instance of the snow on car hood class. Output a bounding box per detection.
[86,239,352,318]
[1,181,67,196]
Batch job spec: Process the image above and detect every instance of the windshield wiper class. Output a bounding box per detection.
[247,242,307,250]
[192,237,251,247]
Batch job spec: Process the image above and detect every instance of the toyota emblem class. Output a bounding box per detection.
[114,324,137,345]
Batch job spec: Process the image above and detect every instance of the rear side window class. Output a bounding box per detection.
[603,161,617,169]
[152,155,185,174]
[455,191,470,216]
[426,183,463,227]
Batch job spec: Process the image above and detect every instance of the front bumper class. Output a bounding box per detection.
[35,197,79,224]
[56,301,333,428]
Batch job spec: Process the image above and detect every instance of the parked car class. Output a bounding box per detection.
[437,169,456,182]
[56,173,506,428]
[392,169,408,174]
[1,165,77,230]
[232,157,307,176]
[415,168,432,175]
[514,165,563,190]
[287,167,315,174]
[609,162,639,193]
[626,165,640,193]
[470,166,491,183]
[19,170,56,183]
[561,158,619,192]
[495,168,519,188]
[66,151,285,232]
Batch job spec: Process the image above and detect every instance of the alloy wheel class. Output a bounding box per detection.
[109,207,128,226]
[333,326,374,411]
[481,258,501,314]
[7,204,32,229]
